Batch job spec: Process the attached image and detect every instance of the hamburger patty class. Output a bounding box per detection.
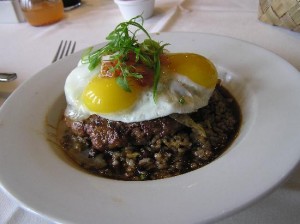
[64,115,184,151]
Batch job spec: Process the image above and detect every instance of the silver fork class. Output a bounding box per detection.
[52,40,76,63]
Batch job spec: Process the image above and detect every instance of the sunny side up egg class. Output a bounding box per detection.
[64,53,218,123]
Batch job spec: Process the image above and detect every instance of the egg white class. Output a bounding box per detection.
[64,61,216,123]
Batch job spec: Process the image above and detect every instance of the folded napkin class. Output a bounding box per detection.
[149,0,190,33]
[0,0,25,23]
[258,0,300,32]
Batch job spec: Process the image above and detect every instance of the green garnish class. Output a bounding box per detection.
[81,15,169,100]
[179,97,185,105]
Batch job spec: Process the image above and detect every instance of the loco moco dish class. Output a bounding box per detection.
[60,16,241,181]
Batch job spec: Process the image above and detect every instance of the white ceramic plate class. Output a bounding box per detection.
[1,33,300,224]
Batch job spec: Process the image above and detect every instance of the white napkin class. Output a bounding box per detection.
[0,0,25,23]
[149,0,190,33]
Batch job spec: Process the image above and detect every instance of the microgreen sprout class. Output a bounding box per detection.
[81,15,169,100]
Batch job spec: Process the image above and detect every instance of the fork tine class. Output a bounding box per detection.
[71,42,76,54]
[52,40,63,63]
[65,41,72,56]
[59,41,68,60]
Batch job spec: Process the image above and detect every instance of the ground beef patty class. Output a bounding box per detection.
[60,85,241,181]
[64,115,184,151]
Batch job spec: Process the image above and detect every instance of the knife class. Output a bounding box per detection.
[0,73,17,82]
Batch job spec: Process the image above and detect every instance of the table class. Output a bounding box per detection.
[0,0,299,223]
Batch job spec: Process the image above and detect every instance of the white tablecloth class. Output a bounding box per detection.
[0,0,299,223]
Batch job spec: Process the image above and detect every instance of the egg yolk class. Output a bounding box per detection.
[82,76,141,113]
[162,53,218,88]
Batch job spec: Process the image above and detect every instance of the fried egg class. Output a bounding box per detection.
[64,53,218,123]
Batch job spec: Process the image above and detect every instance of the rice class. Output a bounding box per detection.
[60,85,241,181]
